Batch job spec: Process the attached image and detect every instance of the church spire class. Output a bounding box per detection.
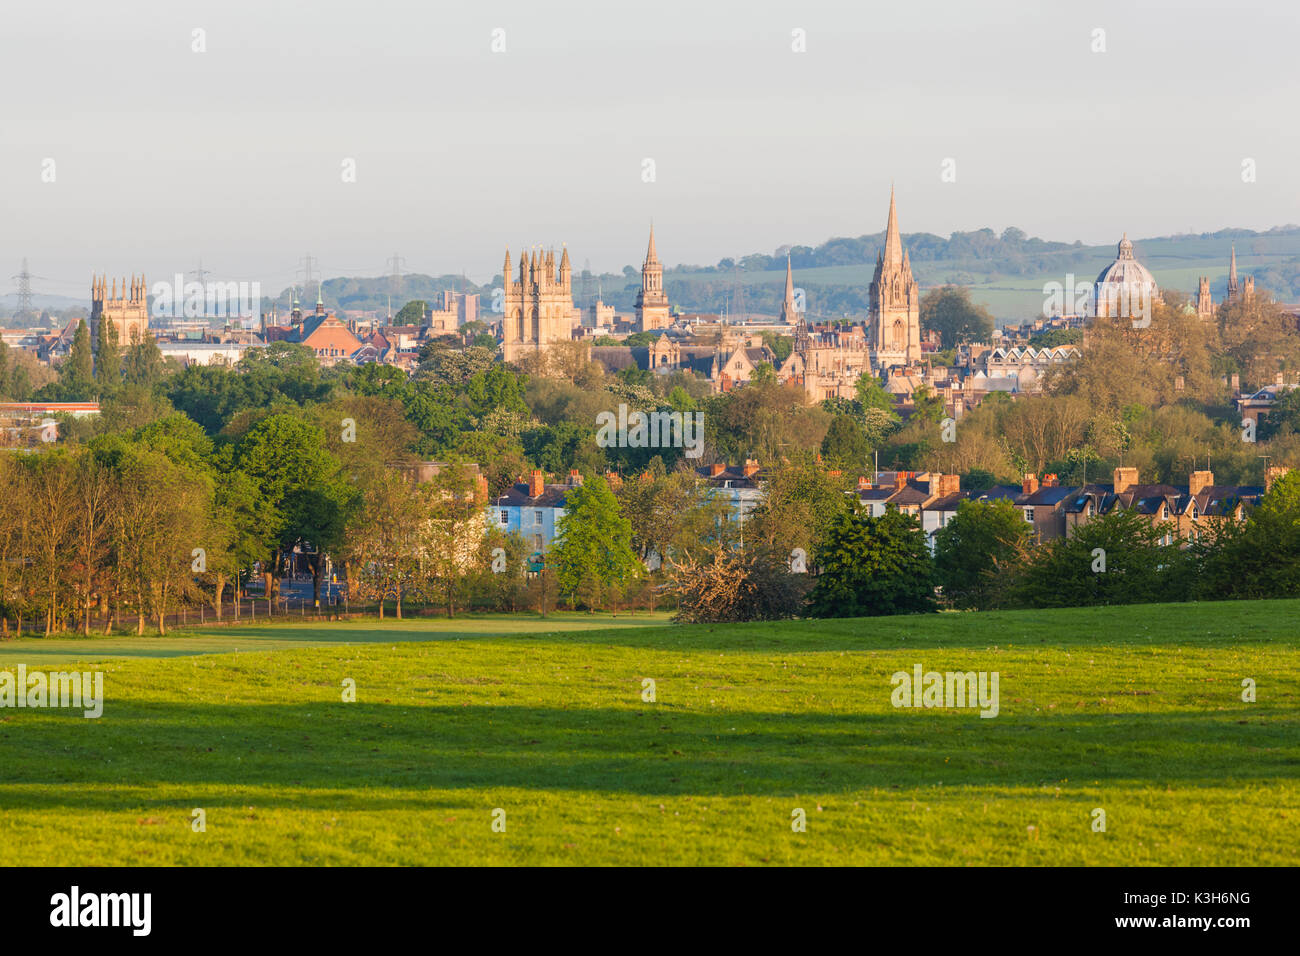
[1228,243,1239,296]
[883,185,903,268]
[645,222,659,266]
[779,255,798,325]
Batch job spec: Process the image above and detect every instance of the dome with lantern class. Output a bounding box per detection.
[1093,233,1159,318]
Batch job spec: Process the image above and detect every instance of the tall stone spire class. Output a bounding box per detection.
[503,249,512,286]
[870,186,921,366]
[883,185,903,268]
[1228,243,1239,297]
[779,255,798,325]
[635,222,670,332]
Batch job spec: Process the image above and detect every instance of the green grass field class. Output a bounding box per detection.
[0,602,1295,866]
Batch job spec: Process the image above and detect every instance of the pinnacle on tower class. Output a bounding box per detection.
[1228,243,1239,295]
[504,249,513,284]
[645,222,659,265]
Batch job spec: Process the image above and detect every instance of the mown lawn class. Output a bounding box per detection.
[0,601,1296,865]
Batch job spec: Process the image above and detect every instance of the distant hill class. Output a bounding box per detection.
[654,226,1300,323]
[8,225,1299,326]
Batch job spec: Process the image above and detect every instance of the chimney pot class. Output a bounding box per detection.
[1022,473,1039,495]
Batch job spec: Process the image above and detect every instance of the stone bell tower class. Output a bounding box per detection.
[90,274,149,347]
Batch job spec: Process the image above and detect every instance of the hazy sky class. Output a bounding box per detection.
[3,0,1297,299]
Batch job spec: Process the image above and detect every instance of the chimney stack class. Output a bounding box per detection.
[941,473,961,497]
[1022,473,1039,495]
[857,475,872,491]
[1042,473,1058,488]
[528,469,545,498]
[1266,465,1291,493]
[569,469,583,486]
[1189,470,1214,497]
[709,463,725,477]
[743,459,760,478]
[1113,466,1139,495]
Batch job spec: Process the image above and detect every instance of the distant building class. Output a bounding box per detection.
[869,188,922,368]
[501,247,580,363]
[635,225,671,332]
[1093,234,1159,319]
[491,469,585,555]
[1225,243,1255,305]
[90,275,149,347]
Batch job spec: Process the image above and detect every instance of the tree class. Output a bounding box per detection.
[0,341,12,400]
[1005,508,1187,608]
[933,499,1031,609]
[669,544,807,622]
[548,476,639,610]
[395,300,428,325]
[235,414,355,608]
[820,414,869,469]
[415,466,490,618]
[95,318,121,396]
[806,508,936,617]
[855,372,896,414]
[123,332,167,390]
[1193,471,1300,600]
[343,468,425,618]
[62,319,95,399]
[746,458,851,562]
[920,285,995,349]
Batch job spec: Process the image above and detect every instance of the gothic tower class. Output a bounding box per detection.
[868,187,921,367]
[90,274,149,348]
[1226,243,1255,305]
[1196,276,1214,319]
[635,224,671,332]
[502,245,578,362]
[778,255,799,325]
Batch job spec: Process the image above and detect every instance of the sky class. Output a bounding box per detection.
[2,0,1297,301]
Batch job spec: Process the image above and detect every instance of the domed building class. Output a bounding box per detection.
[1093,234,1159,320]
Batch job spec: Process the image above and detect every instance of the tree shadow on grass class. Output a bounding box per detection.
[0,702,1294,811]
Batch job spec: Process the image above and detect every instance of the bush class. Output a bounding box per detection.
[669,545,807,623]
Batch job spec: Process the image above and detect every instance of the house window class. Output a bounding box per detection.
[1024,508,1035,522]
[532,535,543,551]
[499,510,509,525]
[534,510,543,525]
